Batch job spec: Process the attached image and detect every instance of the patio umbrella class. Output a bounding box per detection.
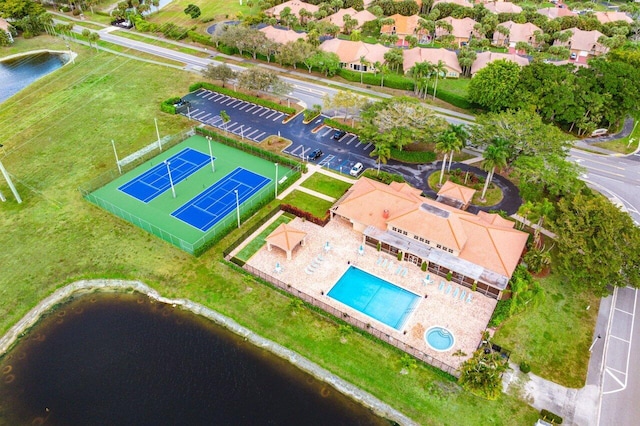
[324,241,331,252]
[358,245,364,256]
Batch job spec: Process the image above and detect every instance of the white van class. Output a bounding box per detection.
[590,128,608,137]
[350,162,363,176]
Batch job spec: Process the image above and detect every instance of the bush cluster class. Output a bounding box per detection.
[280,204,329,227]
[187,30,215,46]
[189,82,296,115]
[519,361,531,374]
[160,97,180,114]
[541,409,563,424]
[488,299,512,328]
[390,148,435,163]
[362,169,406,184]
[337,69,414,91]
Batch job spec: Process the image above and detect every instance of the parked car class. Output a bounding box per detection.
[349,162,363,176]
[173,99,189,107]
[332,130,346,140]
[111,19,133,29]
[570,53,577,60]
[309,149,323,160]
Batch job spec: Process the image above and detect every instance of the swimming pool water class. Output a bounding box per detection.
[328,266,420,330]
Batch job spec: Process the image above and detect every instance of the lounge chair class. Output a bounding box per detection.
[376,256,383,265]
[445,284,452,295]
[438,281,445,291]
[466,293,473,303]
[381,258,388,267]
[401,268,408,277]
[395,265,402,275]
[317,254,325,262]
[452,287,459,298]
[460,290,466,301]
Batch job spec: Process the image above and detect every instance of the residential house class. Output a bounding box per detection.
[0,18,13,44]
[483,1,523,14]
[492,21,543,51]
[322,8,377,32]
[402,47,462,78]
[319,38,389,72]
[380,14,429,44]
[536,7,577,19]
[553,27,608,62]
[470,51,529,75]
[432,0,473,10]
[259,26,306,45]
[593,11,633,24]
[435,17,480,47]
[330,177,529,299]
[265,1,319,20]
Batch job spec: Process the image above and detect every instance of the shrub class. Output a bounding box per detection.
[337,69,415,91]
[362,169,406,184]
[160,97,180,114]
[421,262,427,272]
[323,118,359,135]
[541,409,563,424]
[187,30,215,46]
[397,251,403,261]
[189,82,296,115]
[519,361,531,374]
[446,272,452,281]
[390,148,436,163]
[72,8,81,15]
[471,282,477,292]
[488,299,512,328]
[60,6,71,12]
[280,204,329,227]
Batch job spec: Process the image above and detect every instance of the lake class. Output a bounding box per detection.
[0,292,390,425]
[0,51,66,104]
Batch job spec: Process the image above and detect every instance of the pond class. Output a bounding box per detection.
[0,51,67,104]
[0,292,391,425]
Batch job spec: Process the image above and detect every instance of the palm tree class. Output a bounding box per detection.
[447,123,468,171]
[408,61,432,97]
[480,138,509,200]
[443,128,465,172]
[359,55,369,84]
[432,60,446,100]
[370,142,391,176]
[435,131,459,185]
[220,110,230,134]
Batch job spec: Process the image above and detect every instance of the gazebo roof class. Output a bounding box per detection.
[266,223,307,253]
[437,181,476,205]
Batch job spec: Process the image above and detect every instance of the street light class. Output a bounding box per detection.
[589,334,602,352]
[155,117,162,152]
[234,189,240,228]
[206,136,215,173]
[165,160,176,198]
[275,163,279,198]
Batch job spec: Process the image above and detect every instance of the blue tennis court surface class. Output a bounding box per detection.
[171,167,271,231]
[118,148,212,203]
[328,266,420,330]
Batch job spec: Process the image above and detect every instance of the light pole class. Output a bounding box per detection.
[206,136,215,173]
[234,189,240,228]
[111,139,122,174]
[0,159,22,203]
[155,117,162,152]
[187,105,191,121]
[165,160,176,198]
[275,163,279,198]
[589,334,602,352]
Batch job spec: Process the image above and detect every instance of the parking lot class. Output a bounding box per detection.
[180,89,375,175]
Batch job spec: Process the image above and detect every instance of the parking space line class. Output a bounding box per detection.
[199,113,212,121]
[272,113,283,121]
[245,105,257,113]
[208,116,221,124]
[220,97,234,105]
[226,122,239,131]
[615,308,633,315]
[254,131,265,140]
[364,143,372,150]
[607,365,628,375]
[610,335,630,343]
[246,129,259,138]
[322,128,333,137]
[345,135,357,145]
[195,90,205,97]
[228,100,240,108]
[260,110,270,117]
[238,103,249,111]
[252,107,263,115]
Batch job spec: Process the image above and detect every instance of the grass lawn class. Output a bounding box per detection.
[300,173,352,199]
[0,37,539,424]
[281,190,333,218]
[147,0,252,29]
[435,77,471,99]
[112,30,209,57]
[235,212,293,261]
[493,273,599,388]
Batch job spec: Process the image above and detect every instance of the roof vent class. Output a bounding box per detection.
[382,209,390,218]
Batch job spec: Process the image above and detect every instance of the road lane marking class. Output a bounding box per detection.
[581,166,625,178]
[615,307,634,315]
[570,155,625,170]
[610,335,630,343]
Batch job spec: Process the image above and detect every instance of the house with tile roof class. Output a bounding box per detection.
[536,7,577,19]
[470,51,529,76]
[492,21,543,50]
[402,47,462,78]
[259,26,306,44]
[553,27,608,62]
[435,17,480,47]
[593,11,633,24]
[380,14,429,44]
[432,0,473,10]
[0,18,13,44]
[483,1,522,14]
[322,8,377,32]
[331,177,528,299]
[319,38,389,72]
[265,0,319,20]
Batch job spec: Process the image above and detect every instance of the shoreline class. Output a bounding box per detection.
[0,279,418,426]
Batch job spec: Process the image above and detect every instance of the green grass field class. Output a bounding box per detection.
[89,136,282,252]
[300,173,351,199]
[0,37,541,424]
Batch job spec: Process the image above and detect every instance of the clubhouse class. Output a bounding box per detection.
[331,178,528,299]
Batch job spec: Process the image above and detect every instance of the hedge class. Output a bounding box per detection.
[338,68,415,91]
[488,299,512,328]
[390,148,436,163]
[362,169,406,184]
[160,97,180,114]
[541,409,563,424]
[187,30,215,47]
[189,82,296,115]
[323,118,359,135]
[194,127,304,172]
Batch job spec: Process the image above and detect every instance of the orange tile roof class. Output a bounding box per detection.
[484,1,522,14]
[555,27,606,54]
[266,223,307,252]
[319,38,389,65]
[493,21,542,44]
[323,8,377,30]
[333,177,528,279]
[380,14,423,37]
[259,26,306,44]
[536,7,577,19]
[436,17,479,40]
[594,11,633,24]
[470,51,529,75]
[437,181,476,205]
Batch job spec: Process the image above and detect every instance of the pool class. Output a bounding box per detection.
[425,327,454,352]
[327,266,421,330]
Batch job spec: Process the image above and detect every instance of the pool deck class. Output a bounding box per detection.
[244,216,496,370]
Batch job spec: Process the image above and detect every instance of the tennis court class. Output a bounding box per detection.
[118,148,212,203]
[172,168,271,231]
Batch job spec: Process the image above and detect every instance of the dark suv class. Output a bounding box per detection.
[309,149,323,160]
[332,130,346,140]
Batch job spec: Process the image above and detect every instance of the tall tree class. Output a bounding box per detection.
[435,131,458,185]
[468,60,522,112]
[201,63,236,88]
[480,138,508,200]
[431,59,447,100]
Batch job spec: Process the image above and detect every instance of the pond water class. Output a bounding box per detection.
[0,52,66,104]
[0,293,390,425]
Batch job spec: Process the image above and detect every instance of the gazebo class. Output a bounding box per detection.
[265,223,307,260]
